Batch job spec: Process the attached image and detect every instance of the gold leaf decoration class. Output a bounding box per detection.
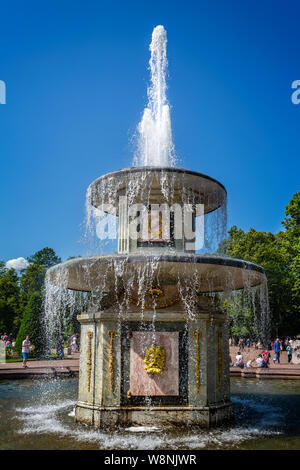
[144,345,167,374]
[218,332,222,392]
[108,331,116,393]
[87,331,93,393]
[193,330,201,393]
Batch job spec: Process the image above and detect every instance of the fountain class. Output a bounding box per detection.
[46,26,267,429]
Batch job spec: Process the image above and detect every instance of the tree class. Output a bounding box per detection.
[224,192,300,337]
[27,247,61,269]
[20,264,46,297]
[15,291,44,357]
[0,266,21,336]
[19,247,61,316]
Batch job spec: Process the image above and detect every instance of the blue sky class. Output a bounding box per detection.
[0,0,299,263]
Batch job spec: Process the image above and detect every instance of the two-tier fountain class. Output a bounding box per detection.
[47,26,267,429]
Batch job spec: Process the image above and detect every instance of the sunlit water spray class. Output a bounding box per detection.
[134,25,176,167]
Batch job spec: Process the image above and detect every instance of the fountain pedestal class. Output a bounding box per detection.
[75,296,232,429]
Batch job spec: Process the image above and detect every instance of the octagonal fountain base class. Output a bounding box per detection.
[75,403,233,429]
[73,302,233,429]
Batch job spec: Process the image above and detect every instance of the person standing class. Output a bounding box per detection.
[56,336,64,360]
[75,333,80,352]
[273,338,281,364]
[246,338,251,352]
[22,335,31,368]
[71,335,77,353]
[286,344,293,363]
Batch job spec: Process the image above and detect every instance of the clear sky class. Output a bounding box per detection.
[0,0,299,263]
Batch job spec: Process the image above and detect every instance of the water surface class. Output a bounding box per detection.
[0,377,299,450]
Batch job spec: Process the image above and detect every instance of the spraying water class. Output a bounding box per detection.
[134,25,176,167]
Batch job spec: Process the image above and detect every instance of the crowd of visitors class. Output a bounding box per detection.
[0,333,16,351]
[0,331,80,366]
[230,336,299,369]
[56,333,80,359]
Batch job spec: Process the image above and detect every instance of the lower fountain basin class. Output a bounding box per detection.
[47,254,265,293]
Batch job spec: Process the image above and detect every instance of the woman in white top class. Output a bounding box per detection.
[235,352,244,368]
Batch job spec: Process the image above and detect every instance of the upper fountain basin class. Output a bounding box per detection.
[88,167,227,215]
[47,253,265,294]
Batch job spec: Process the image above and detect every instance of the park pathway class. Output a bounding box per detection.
[0,352,79,379]
[0,349,300,380]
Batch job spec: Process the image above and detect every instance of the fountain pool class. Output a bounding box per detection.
[1,377,300,450]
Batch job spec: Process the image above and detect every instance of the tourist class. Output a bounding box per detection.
[2,333,8,343]
[76,333,80,352]
[262,350,270,367]
[235,351,244,368]
[246,359,254,368]
[286,344,293,363]
[273,338,281,363]
[22,335,31,368]
[246,338,251,351]
[71,335,77,353]
[256,354,264,368]
[229,356,234,367]
[56,336,64,359]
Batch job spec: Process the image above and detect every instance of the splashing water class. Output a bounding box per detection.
[134,25,176,167]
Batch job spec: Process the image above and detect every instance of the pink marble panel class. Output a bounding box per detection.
[130,331,179,396]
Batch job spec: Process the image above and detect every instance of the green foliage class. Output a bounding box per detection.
[20,264,46,298]
[27,247,61,269]
[14,291,44,357]
[224,192,300,336]
[0,266,21,336]
[0,247,62,348]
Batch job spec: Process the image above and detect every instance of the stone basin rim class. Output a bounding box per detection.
[47,254,265,276]
[89,165,227,194]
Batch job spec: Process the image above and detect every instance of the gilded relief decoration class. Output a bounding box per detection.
[218,331,222,392]
[193,330,201,392]
[87,331,93,393]
[129,287,180,310]
[144,344,167,374]
[108,330,116,393]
